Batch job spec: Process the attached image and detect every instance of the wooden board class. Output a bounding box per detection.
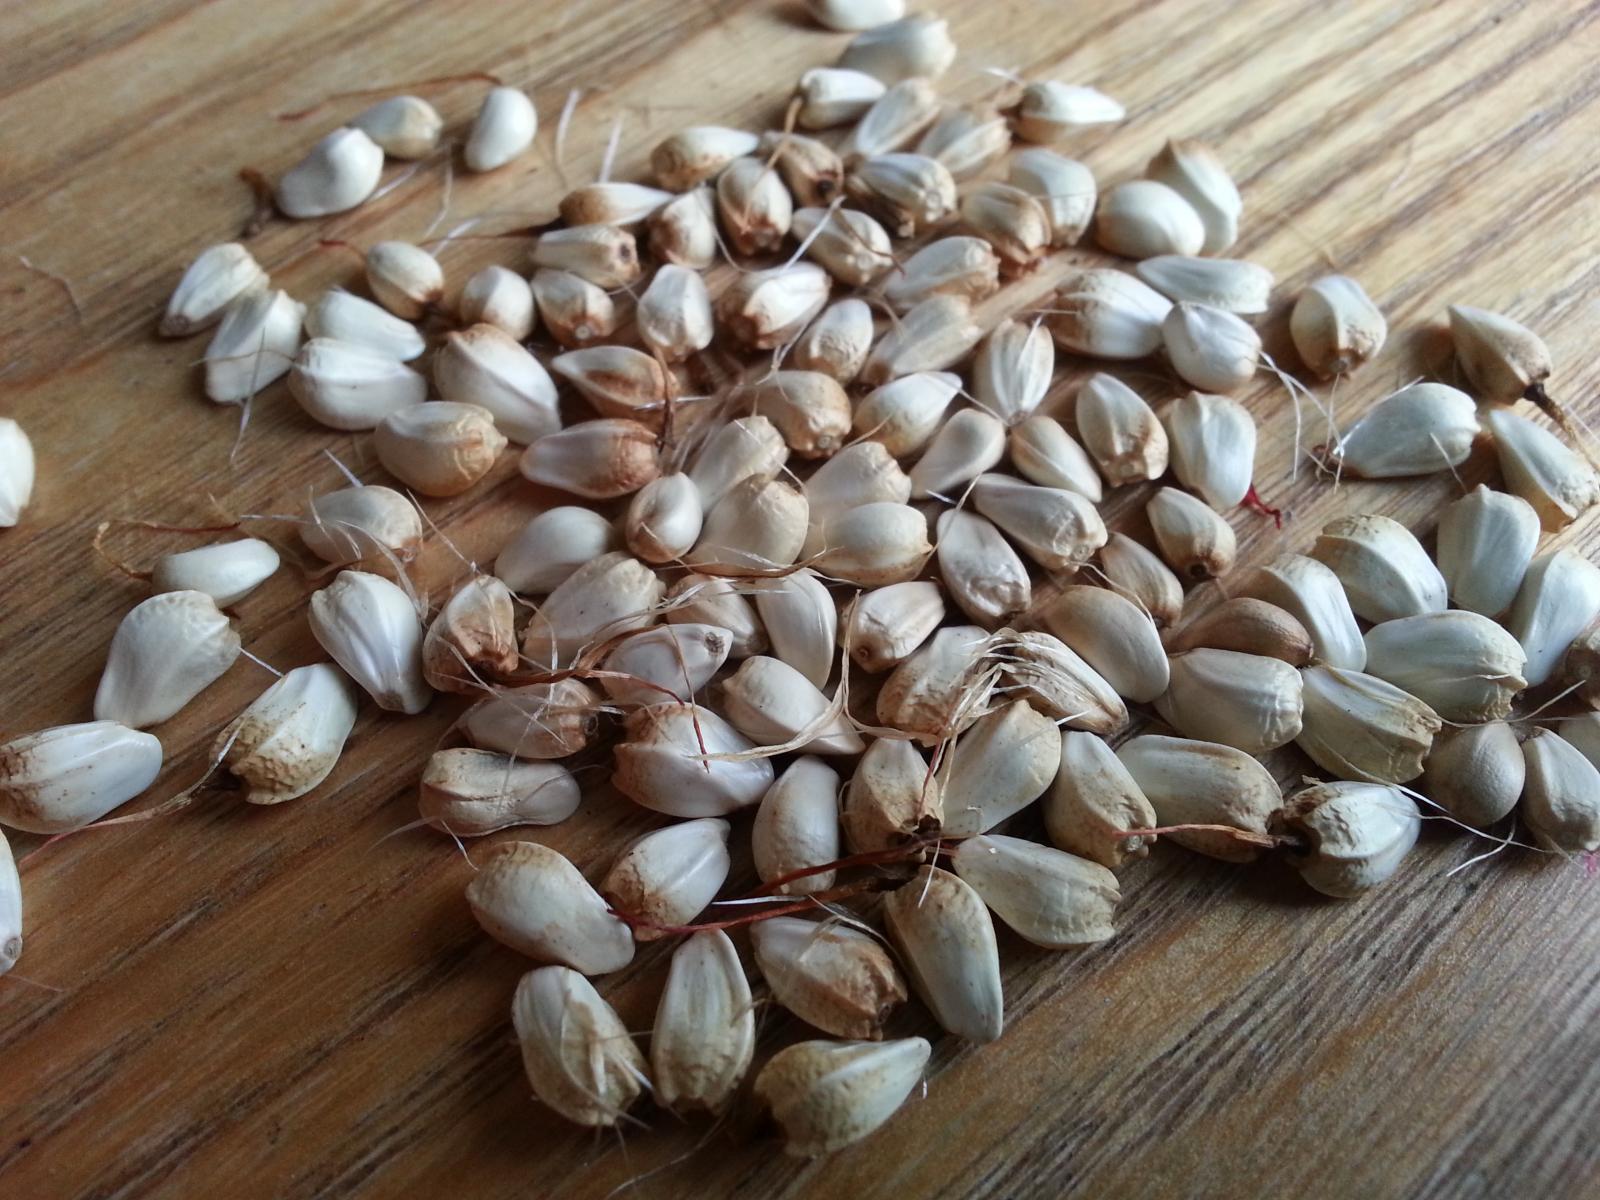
[3,1,1600,1196]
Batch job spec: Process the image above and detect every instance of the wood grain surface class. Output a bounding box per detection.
[3,1,1600,1197]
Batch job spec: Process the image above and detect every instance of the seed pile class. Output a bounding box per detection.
[3,0,1600,1160]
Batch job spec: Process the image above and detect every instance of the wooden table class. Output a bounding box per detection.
[3,1,1599,1196]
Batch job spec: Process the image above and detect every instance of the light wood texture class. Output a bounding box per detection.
[3,2,1600,1197]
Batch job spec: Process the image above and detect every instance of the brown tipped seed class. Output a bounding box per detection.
[636,265,714,363]
[1038,584,1169,702]
[1296,665,1441,784]
[1146,139,1242,255]
[1009,148,1096,245]
[883,866,1003,1041]
[1008,415,1102,501]
[752,917,907,1039]
[717,157,795,254]
[551,345,676,426]
[160,243,267,337]
[1238,553,1366,670]
[718,262,832,349]
[1135,255,1274,314]
[531,268,617,347]
[464,86,536,172]
[204,288,304,403]
[1290,274,1386,377]
[1448,304,1552,404]
[1163,303,1260,394]
[435,325,560,443]
[884,235,1001,313]
[647,187,719,270]
[1311,513,1446,623]
[613,703,774,817]
[1160,391,1257,509]
[791,206,895,287]
[461,680,599,759]
[691,476,809,572]
[795,66,889,129]
[960,181,1051,272]
[422,573,519,692]
[519,419,660,499]
[971,473,1107,572]
[876,624,994,744]
[457,265,536,341]
[794,298,875,383]
[753,756,842,893]
[1050,269,1173,360]
[215,663,359,805]
[530,225,640,291]
[918,104,1011,180]
[1436,486,1540,619]
[952,835,1119,947]
[1422,722,1524,827]
[862,294,983,385]
[935,509,1031,628]
[1485,407,1600,532]
[837,13,956,81]
[1097,532,1185,627]
[651,126,761,190]
[1520,728,1600,852]
[841,78,942,161]
[1096,180,1205,260]
[1332,382,1480,479]
[602,817,731,940]
[846,152,958,237]
[746,371,853,459]
[625,472,704,564]
[597,623,731,707]
[276,127,384,218]
[466,842,633,972]
[1074,372,1169,485]
[752,569,837,689]
[366,241,443,319]
[974,319,1054,428]
[804,443,914,549]
[1273,782,1420,898]
[1116,734,1282,861]
[688,414,789,509]
[1009,80,1124,142]
[1506,549,1600,686]
[419,750,580,835]
[755,1037,931,1157]
[843,737,942,852]
[811,501,934,586]
[1362,611,1527,723]
[307,285,426,359]
[1146,486,1237,579]
[513,966,646,1128]
[841,580,945,673]
[910,410,1006,499]
[853,370,962,456]
[666,574,769,658]
[652,930,754,1114]
[1047,731,1158,867]
[1167,597,1313,665]
[374,403,507,497]
[939,697,1066,833]
[1561,621,1600,709]
[0,721,163,834]
[720,656,864,755]
[558,181,675,227]
[520,552,664,668]
[1156,648,1304,756]
[758,131,845,207]
[494,506,617,595]
[302,483,422,566]
[94,590,241,729]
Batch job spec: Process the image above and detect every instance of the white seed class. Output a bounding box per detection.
[1275,782,1420,898]
[613,702,774,817]
[758,132,845,207]
[861,293,982,386]
[204,288,304,404]
[301,483,422,566]
[1096,180,1205,259]
[603,817,730,940]
[1311,513,1446,623]
[720,656,864,755]
[885,236,1001,313]
[151,538,280,608]
[940,698,1064,833]
[1296,665,1441,784]
[1000,634,1128,729]
[598,623,731,708]
[1506,549,1600,686]
[1332,382,1480,479]
[1436,485,1540,618]
[843,736,942,850]
[366,241,443,319]
[837,13,956,81]
[910,409,1006,499]
[435,325,559,443]
[1422,722,1524,828]
[1147,486,1237,579]
[512,966,646,1127]
[756,1037,931,1156]
[1037,584,1169,702]
[520,419,660,499]
[529,224,640,291]
[846,152,957,237]
[159,243,267,337]
[853,371,962,457]
[1146,139,1242,255]
[0,419,33,529]
[972,319,1053,428]
[521,551,663,668]
[646,188,719,269]
[94,590,241,728]
[752,568,838,688]
[1047,730,1157,867]
[1167,596,1313,664]
[494,506,616,594]
[558,181,675,227]
[1290,274,1386,377]
[918,104,1011,180]
[1050,268,1172,359]
[531,268,618,347]
[691,476,809,572]
[1008,148,1096,245]
[666,574,769,658]
[960,181,1051,272]
[1098,532,1184,627]
[841,580,945,673]
[971,472,1107,572]
[218,663,359,805]
[651,126,761,190]
[464,86,536,172]
[307,288,426,361]
[1238,553,1366,670]
[551,345,675,426]
[309,570,432,714]
[803,442,913,549]
[1162,303,1259,393]
[1162,390,1256,508]
[795,66,889,129]
[289,338,427,431]
[0,830,17,974]
[841,78,941,160]
[814,501,934,586]
[753,757,842,893]
[1074,372,1168,484]
[752,916,907,1039]
[457,266,535,340]
[935,509,1031,628]
[745,371,853,459]
[636,265,714,363]
[953,834,1119,947]
[794,298,875,383]
[1520,729,1600,852]
[1117,734,1282,862]
[688,415,790,509]
[461,680,598,759]
[718,262,832,349]
[1485,407,1600,532]
[374,402,506,497]
[1156,648,1303,756]
[876,624,993,744]
[624,473,703,564]
[419,750,580,835]
[275,127,383,217]
[652,930,754,1114]
[351,95,442,159]
[1007,415,1101,501]
[792,206,897,288]
[422,574,518,692]
[808,0,906,30]
[1135,255,1273,314]
[883,866,1003,1041]
[1448,304,1553,404]
[0,722,163,834]
[717,157,795,255]
[1363,611,1527,723]
[1010,81,1124,142]
[470,843,632,973]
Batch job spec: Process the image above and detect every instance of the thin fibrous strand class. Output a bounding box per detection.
[610,876,884,935]
[1114,822,1290,850]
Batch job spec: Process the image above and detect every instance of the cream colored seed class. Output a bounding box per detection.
[952,834,1120,947]
[647,187,719,270]
[530,225,640,291]
[1117,734,1281,862]
[308,288,426,361]
[1435,485,1541,619]
[760,132,846,208]
[1332,382,1480,479]
[719,655,864,755]
[625,472,704,564]
[204,288,304,404]
[861,293,982,385]
[1167,596,1313,665]
[466,842,634,973]
[1008,414,1103,501]
[841,78,942,161]
[613,702,774,817]
[531,268,618,347]
[691,475,809,572]
[804,442,913,548]
[288,338,426,432]
[651,126,761,190]
[853,370,962,456]
[1097,532,1185,627]
[435,324,560,444]
[456,266,535,341]
[1155,648,1304,756]
[1096,180,1205,259]
[1362,611,1527,723]
[688,414,789,509]
[520,551,663,667]
[1146,138,1241,255]
[794,297,875,383]
[960,181,1051,272]
[512,966,646,1128]
[366,241,444,319]
[973,318,1054,428]
[602,818,731,941]
[1291,274,1386,378]
[666,574,769,659]
[809,0,906,32]
[1162,303,1260,394]
[1074,372,1169,485]
[752,568,838,689]
[309,571,431,715]
[717,262,832,349]
[652,931,754,1115]
[597,623,731,708]
[1295,665,1441,785]
[94,590,240,729]
[752,756,842,894]
[1448,304,1552,404]
[418,750,580,835]
[421,574,519,693]
[374,403,506,497]
[275,127,383,218]
[935,509,1032,628]
[1520,728,1600,852]
[940,697,1065,832]
[0,830,17,975]
[1134,255,1273,314]
[840,580,946,673]
[1037,584,1169,702]
[301,483,422,567]
[1311,513,1445,624]
[883,235,1001,313]
[1238,553,1366,670]
[1161,390,1256,509]
[791,206,896,288]
[519,419,661,500]
[0,721,163,834]
[917,104,1012,180]
[352,95,442,159]
[755,1037,931,1157]
[1422,722,1524,828]
[875,624,993,744]
[971,472,1108,572]
[1047,730,1157,868]
[1274,782,1420,898]
[465,86,536,172]
[1008,148,1096,245]
[159,242,267,337]
[751,917,907,1040]
[1050,269,1173,360]
[909,409,1006,499]
[717,156,795,254]
[745,370,853,459]
[461,681,598,759]
[1485,407,1599,532]
[1505,549,1600,686]
[558,181,675,227]
[846,152,958,237]
[795,67,889,130]
[151,538,279,608]
[843,735,942,852]
[1010,81,1124,142]
[883,866,1003,1042]
[1146,486,1237,579]
[551,345,676,426]
[494,506,617,595]
[837,13,957,81]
